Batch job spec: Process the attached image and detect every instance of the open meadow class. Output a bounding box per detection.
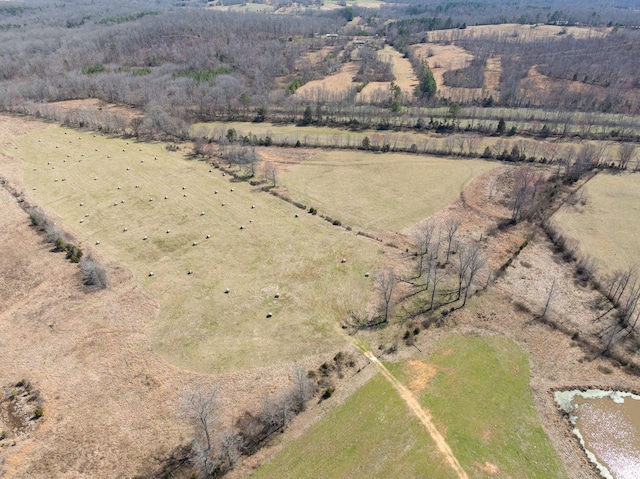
[277,150,496,232]
[253,335,566,479]
[553,172,640,276]
[12,125,382,373]
[250,372,458,479]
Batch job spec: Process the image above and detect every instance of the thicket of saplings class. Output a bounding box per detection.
[155,353,357,479]
[28,208,108,289]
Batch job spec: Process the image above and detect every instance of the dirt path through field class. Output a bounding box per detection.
[364,351,469,479]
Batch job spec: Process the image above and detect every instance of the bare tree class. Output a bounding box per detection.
[183,386,220,477]
[539,278,557,319]
[444,218,461,264]
[263,161,278,187]
[413,221,436,277]
[457,241,486,307]
[618,143,636,169]
[375,267,396,323]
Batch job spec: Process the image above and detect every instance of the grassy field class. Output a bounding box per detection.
[554,172,640,276]
[12,126,382,373]
[250,373,458,479]
[278,150,496,232]
[254,335,565,478]
[397,335,567,478]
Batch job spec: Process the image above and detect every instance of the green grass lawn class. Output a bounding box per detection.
[253,335,565,478]
[554,172,640,276]
[279,150,496,232]
[414,335,567,478]
[250,373,458,479]
[11,126,382,373]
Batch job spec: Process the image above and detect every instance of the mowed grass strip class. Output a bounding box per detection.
[407,335,567,478]
[251,373,458,479]
[14,126,381,373]
[554,172,640,276]
[279,150,496,231]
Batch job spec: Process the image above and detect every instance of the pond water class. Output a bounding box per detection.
[555,389,640,479]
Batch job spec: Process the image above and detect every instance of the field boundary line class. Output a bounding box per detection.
[364,351,470,479]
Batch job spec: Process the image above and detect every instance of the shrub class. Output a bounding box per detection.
[80,257,108,289]
[321,387,334,399]
[332,219,341,226]
[34,407,43,418]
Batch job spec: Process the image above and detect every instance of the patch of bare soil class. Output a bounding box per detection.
[406,360,437,394]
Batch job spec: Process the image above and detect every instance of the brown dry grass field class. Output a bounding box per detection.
[2,110,640,479]
[356,45,418,102]
[295,62,359,101]
[427,23,611,43]
[9,123,383,374]
[276,150,496,232]
[553,172,640,276]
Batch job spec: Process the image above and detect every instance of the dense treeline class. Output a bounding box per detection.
[2,0,640,137]
[0,0,346,134]
[454,29,640,113]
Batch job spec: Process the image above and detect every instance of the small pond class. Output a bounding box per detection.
[555,389,640,479]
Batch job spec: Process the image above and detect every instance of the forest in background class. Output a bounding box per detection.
[1,0,640,139]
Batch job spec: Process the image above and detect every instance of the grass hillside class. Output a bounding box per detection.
[13,126,382,373]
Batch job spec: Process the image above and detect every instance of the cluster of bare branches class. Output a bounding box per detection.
[183,367,314,478]
[598,267,640,353]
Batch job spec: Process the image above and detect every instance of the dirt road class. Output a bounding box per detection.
[364,351,470,479]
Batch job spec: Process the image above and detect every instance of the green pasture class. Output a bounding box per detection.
[254,335,565,478]
[12,126,382,373]
[409,335,567,478]
[554,172,640,276]
[250,373,457,479]
[279,150,496,232]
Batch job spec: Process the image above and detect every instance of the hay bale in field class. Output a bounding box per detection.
[123,227,128,232]
[79,202,84,206]
[95,240,100,245]
[266,312,272,318]
[84,214,89,217]
[274,293,280,299]
[143,236,148,240]
[187,270,193,275]
[183,193,187,197]
[341,258,346,263]
[205,234,210,239]
[240,225,244,230]
[251,205,255,209]
[121,199,125,203]
[164,196,168,200]
[221,202,225,206]
[364,272,370,277]
[224,288,230,294]
[79,219,83,223]
[214,191,218,194]
[166,229,171,234]
[148,272,154,277]
[192,241,198,246]
[200,211,205,216]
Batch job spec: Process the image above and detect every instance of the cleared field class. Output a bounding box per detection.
[295,62,359,102]
[428,23,610,43]
[554,172,640,275]
[357,45,417,102]
[279,150,496,231]
[389,335,567,478]
[251,372,458,479]
[12,126,382,373]
[255,335,565,478]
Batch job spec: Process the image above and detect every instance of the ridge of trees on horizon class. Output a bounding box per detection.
[1,0,640,140]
